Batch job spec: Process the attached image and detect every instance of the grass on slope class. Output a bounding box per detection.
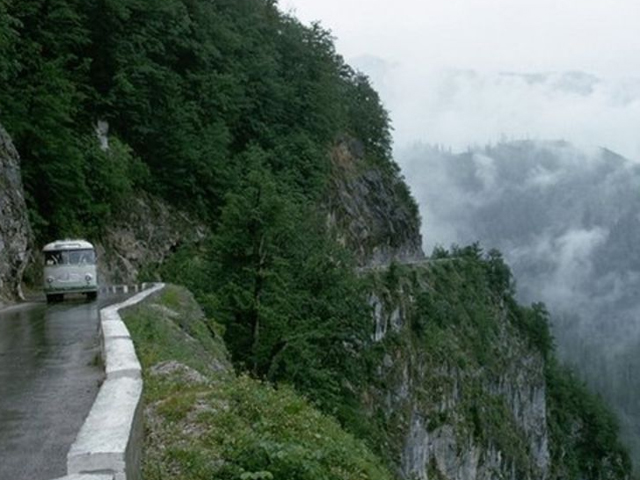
[121,284,393,480]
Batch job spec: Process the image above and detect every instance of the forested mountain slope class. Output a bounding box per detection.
[362,248,630,480]
[0,0,414,242]
[0,1,633,478]
[402,140,640,467]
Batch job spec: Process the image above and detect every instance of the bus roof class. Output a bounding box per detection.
[43,239,95,252]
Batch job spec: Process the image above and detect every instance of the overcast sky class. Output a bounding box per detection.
[282,0,640,74]
[282,0,640,159]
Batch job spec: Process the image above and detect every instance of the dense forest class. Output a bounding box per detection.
[0,0,408,409]
[0,0,400,240]
[0,0,633,478]
[0,0,417,462]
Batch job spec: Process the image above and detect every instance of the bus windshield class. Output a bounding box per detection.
[45,249,96,266]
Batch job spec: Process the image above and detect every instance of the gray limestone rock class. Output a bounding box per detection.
[0,124,32,302]
[326,137,424,267]
[366,267,551,480]
[95,193,208,285]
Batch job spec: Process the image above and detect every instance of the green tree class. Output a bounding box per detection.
[207,148,297,373]
[0,0,18,84]
[485,248,515,296]
[0,0,93,238]
[198,147,370,416]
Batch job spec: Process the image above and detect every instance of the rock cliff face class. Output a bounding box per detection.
[362,262,550,480]
[322,134,631,479]
[402,140,640,469]
[326,137,424,267]
[97,194,207,285]
[326,140,556,479]
[0,125,31,302]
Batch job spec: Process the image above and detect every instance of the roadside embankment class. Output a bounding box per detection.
[63,283,165,480]
[119,284,393,480]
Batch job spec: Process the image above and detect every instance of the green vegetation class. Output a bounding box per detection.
[363,247,632,479]
[1,0,633,476]
[126,255,632,480]
[121,285,393,480]
[0,0,404,430]
[0,0,404,241]
[158,185,375,427]
[546,361,632,479]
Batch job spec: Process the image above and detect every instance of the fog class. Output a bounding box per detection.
[283,0,640,465]
[359,66,640,161]
[401,140,640,463]
[284,0,640,159]
[283,0,640,78]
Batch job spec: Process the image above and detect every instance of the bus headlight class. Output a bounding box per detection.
[46,276,54,283]
[85,274,93,283]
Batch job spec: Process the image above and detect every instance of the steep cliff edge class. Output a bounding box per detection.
[326,137,424,267]
[96,193,208,285]
[364,257,550,479]
[321,134,631,479]
[353,250,630,480]
[0,125,31,302]
[402,140,640,469]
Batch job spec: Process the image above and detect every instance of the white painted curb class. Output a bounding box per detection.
[65,283,165,480]
[51,474,114,480]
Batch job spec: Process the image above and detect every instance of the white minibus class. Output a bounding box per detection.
[43,239,98,302]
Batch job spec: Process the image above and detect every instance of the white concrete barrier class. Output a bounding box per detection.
[67,377,143,479]
[66,283,164,480]
[52,474,114,480]
[99,284,149,295]
[103,338,142,380]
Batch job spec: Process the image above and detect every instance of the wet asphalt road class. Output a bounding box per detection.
[0,294,127,480]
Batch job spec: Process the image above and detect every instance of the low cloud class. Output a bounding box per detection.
[398,140,640,463]
[507,227,609,312]
[350,59,640,162]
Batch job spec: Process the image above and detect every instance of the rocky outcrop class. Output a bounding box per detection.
[363,262,551,480]
[0,125,31,302]
[398,356,549,480]
[96,194,208,284]
[326,137,424,266]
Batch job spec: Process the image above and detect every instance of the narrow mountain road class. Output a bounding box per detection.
[355,256,453,274]
[0,294,126,480]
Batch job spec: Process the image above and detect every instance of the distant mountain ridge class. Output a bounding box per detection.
[402,139,640,467]
[0,0,634,477]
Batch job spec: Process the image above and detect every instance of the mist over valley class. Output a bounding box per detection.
[2,0,639,477]
[400,139,640,464]
[347,56,640,465]
[352,64,640,162]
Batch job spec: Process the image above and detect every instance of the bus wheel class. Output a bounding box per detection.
[86,292,98,301]
[46,294,62,303]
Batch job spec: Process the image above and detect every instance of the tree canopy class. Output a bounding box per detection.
[0,0,395,240]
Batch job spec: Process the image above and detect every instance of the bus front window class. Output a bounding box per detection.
[78,249,96,265]
[45,249,96,265]
[45,251,62,265]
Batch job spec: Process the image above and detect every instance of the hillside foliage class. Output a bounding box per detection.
[362,247,631,479]
[0,0,633,478]
[0,0,396,240]
[122,285,393,480]
[0,0,399,424]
